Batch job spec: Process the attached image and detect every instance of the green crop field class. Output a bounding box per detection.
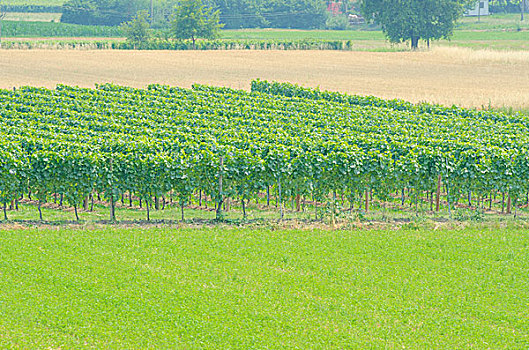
[1,20,122,37]
[0,227,527,348]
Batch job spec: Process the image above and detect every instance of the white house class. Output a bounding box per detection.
[466,0,490,16]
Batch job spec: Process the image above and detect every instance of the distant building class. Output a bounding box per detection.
[466,0,490,16]
[327,1,342,15]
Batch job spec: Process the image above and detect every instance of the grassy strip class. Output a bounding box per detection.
[456,13,529,30]
[220,29,385,40]
[0,227,527,348]
[220,29,529,41]
[1,200,529,229]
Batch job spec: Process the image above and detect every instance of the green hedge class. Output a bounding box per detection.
[1,20,121,37]
[3,5,62,13]
[1,39,354,51]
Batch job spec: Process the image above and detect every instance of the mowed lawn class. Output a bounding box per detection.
[0,228,527,348]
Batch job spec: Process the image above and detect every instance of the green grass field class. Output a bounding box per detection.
[220,26,529,41]
[220,28,529,50]
[220,29,383,40]
[457,13,529,30]
[0,226,527,348]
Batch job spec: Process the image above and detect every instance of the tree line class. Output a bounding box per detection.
[62,0,327,29]
[490,0,528,16]
[62,0,522,50]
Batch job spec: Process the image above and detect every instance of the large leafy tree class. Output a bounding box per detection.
[170,0,223,48]
[361,0,474,49]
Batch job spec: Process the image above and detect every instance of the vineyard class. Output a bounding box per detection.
[1,80,529,223]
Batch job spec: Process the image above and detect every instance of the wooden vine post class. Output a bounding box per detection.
[216,156,224,220]
[146,196,150,221]
[295,194,301,212]
[109,157,116,222]
[435,174,441,212]
[278,180,283,221]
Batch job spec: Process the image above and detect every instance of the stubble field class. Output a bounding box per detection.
[1,47,528,110]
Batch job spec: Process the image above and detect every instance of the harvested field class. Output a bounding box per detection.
[0,48,528,109]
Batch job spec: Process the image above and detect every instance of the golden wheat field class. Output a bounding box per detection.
[1,47,528,109]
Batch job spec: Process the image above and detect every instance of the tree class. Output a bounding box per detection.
[121,10,152,48]
[62,0,147,26]
[0,3,5,49]
[170,0,223,48]
[261,0,328,29]
[490,0,527,20]
[205,0,266,29]
[136,0,334,30]
[512,0,527,20]
[361,0,474,49]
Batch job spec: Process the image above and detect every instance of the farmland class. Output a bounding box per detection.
[1,8,528,348]
[1,11,528,51]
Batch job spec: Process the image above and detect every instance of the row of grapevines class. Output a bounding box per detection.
[250,79,529,126]
[0,82,528,221]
